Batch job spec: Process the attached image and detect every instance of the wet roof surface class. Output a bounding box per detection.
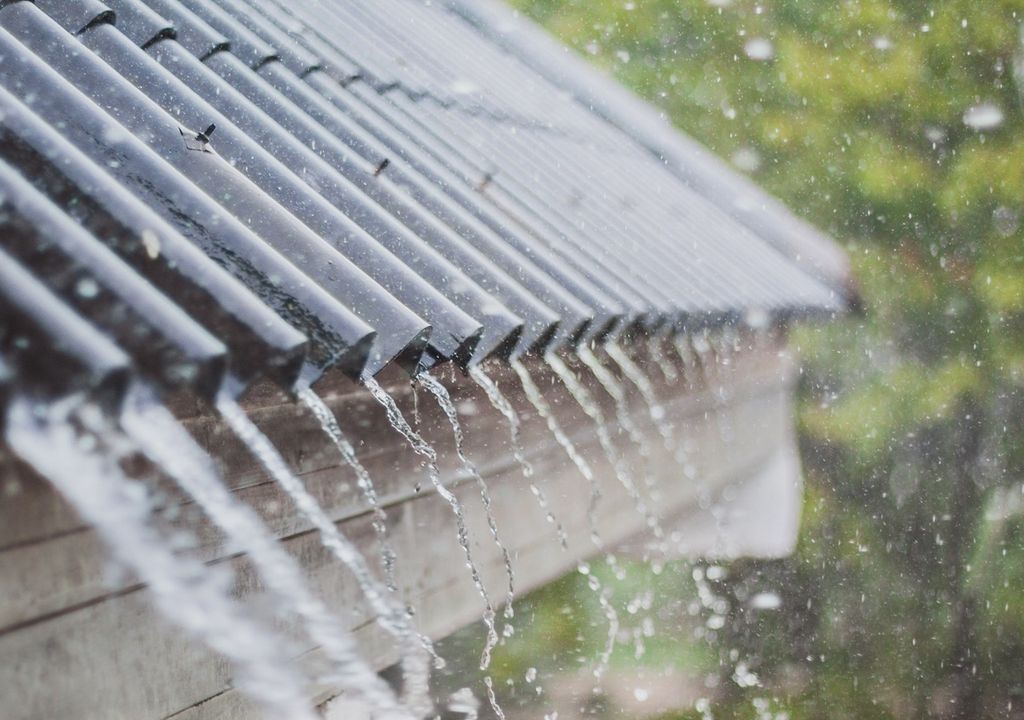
[0,0,847,406]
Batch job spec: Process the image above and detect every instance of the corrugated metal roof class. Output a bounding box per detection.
[0,0,846,411]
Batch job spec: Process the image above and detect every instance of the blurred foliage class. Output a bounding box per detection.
[433,0,1024,719]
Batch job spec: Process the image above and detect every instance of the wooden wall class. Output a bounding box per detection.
[0,334,800,719]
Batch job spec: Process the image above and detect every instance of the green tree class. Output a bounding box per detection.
[502,1,1024,717]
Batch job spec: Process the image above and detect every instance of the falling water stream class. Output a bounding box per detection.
[709,330,740,443]
[578,346,653,463]
[511,358,600,539]
[469,366,569,551]
[297,388,443,685]
[297,388,398,591]
[672,333,701,392]
[120,391,411,717]
[578,346,669,503]
[606,342,675,449]
[361,376,506,720]
[417,373,516,626]
[6,399,320,720]
[214,395,432,716]
[646,333,679,385]
[546,352,664,542]
[510,358,620,679]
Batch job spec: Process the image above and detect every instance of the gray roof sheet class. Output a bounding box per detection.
[0,0,846,412]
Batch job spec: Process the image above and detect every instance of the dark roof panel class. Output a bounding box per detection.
[0,247,132,412]
[30,0,113,34]
[0,160,229,398]
[0,4,430,375]
[0,86,309,391]
[0,23,375,382]
[0,0,847,409]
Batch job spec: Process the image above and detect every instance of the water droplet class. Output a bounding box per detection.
[141,229,161,259]
[450,79,480,95]
[994,206,1019,236]
[963,102,1004,130]
[744,37,774,61]
[75,277,100,299]
[731,146,762,172]
[750,591,782,610]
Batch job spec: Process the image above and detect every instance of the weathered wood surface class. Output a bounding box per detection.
[0,336,800,720]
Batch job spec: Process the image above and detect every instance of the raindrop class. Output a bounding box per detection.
[731,146,762,173]
[750,591,782,610]
[994,206,1020,236]
[744,37,774,61]
[74,277,100,299]
[963,102,1004,130]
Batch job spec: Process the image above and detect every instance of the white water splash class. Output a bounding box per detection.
[744,37,775,61]
[121,390,408,715]
[7,399,320,720]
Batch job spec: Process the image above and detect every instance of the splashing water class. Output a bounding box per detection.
[361,377,506,720]
[646,334,679,384]
[743,37,775,61]
[215,396,431,717]
[448,687,480,720]
[6,399,319,720]
[417,372,516,625]
[469,366,568,550]
[963,102,1004,130]
[605,342,674,449]
[120,390,409,716]
[511,358,621,679]
[546,352,664,542]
